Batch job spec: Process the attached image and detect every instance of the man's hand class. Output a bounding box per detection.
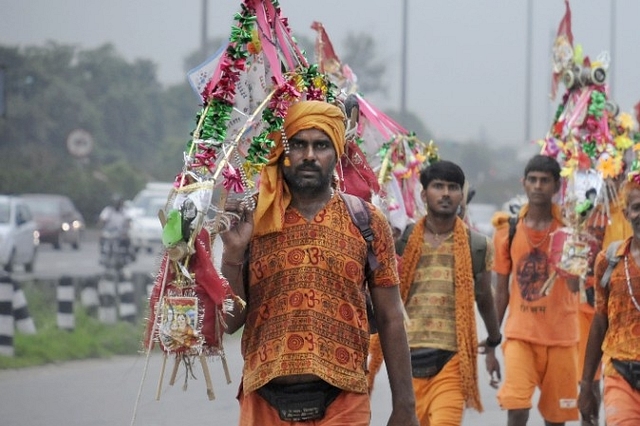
[565,275,580,293]
[220,198,254,254]
[578,381,599,425]
[478,340,501,389]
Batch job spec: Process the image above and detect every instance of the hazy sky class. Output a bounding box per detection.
[2,0,639,147]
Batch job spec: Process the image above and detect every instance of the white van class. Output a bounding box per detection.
[126,182,174,219]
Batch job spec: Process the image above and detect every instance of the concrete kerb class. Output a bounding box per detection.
[0,271,37,357]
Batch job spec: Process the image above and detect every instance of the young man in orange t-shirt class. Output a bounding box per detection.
[493,155,580,425]
[579,180,640,425]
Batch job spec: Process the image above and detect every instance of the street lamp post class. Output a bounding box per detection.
[609,0,616,99]
[400,0,408,116]
[524,0,532,144]
[201,0,208,58]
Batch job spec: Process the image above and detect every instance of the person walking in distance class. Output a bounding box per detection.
[578,172,631,425]
[493,154,580,425]
[97,194,133,267]
[578,179,640,425]
[368,160,502,426]
[220,100,419,426]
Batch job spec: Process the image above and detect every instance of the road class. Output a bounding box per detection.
[18,229,162,280]
[0,330,588,425]
[1,232,590,425]
[0,335,495,426]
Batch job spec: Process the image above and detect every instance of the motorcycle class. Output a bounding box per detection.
[99,228,135,271]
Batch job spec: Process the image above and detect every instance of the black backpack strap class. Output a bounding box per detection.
[467,228,489,301]
[601,241,623,288]
[507,216,518,253]
[339,193,379,271]
[339,192,380,334]
[396,223,416,256]
[468,229,488,279]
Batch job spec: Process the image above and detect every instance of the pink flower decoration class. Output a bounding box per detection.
[306,87,324,100]
[541,137,560,158]
[222,164,245,193]
[233,58,247,71]
[193,147,218,173]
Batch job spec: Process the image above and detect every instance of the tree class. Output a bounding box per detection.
[385,109,432,142]
[436,139,525,206]
[0,37,524,224]
[341,33,387,96]
[0,42,169,222]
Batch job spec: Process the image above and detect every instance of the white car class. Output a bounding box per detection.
[0,195,39,272]
[129,197,166,253]
[125,182,174,220]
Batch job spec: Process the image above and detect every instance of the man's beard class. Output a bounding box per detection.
[283,161,336,194]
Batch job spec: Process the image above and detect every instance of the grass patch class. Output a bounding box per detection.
[0,279,144,369]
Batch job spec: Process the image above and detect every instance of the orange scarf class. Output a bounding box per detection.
[367,216,483,411]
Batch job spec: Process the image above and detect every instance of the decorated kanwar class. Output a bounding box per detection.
[134,1,423,425]
[493,1,637,425]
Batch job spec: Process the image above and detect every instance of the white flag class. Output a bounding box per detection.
[186,44,227,101]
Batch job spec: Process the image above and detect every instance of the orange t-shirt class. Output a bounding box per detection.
[493,218,579,346]
[593,238,640,375]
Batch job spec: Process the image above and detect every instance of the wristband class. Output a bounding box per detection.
[486,334,502,348]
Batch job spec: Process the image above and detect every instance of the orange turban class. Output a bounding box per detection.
[253,100,346,237]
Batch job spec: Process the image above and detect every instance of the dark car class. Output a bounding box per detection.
[21,194,85,250]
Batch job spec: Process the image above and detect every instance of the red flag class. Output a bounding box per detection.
[311,21,341,74]
[556,0,573,46]
[340,140,380,202]
[635,101,640,126]
[551,0,574,99]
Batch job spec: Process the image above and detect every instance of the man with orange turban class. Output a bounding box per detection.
[220,100,419,426]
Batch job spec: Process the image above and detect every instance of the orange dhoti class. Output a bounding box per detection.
[602,375,640,425]
[412,354,465,426]
[497,339,579,423]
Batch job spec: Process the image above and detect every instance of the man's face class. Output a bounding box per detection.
[281,128,337,194]
[623,187,640,237]
[522,171,559,206]
[421,179,463,219]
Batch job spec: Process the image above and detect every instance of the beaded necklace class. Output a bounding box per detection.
[521,221,553,249]
[425,221,453,243]
[622,255,640,312]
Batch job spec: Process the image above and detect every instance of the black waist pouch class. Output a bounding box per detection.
[411,348,455,379]
[256,380,342,422]
[611,359,640,391]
